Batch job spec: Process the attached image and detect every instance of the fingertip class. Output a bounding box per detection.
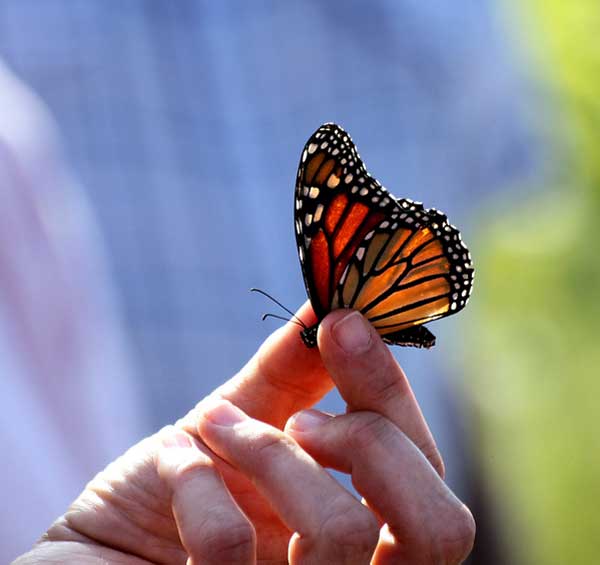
[160,427,194,450]
[156,426,215,487]
[201,398,248,428]
[285,409,332,434]
[318,309,379,355]
[318,310,391,380]
[423,443,446,480]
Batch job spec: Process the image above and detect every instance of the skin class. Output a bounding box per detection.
[14,305,475,564]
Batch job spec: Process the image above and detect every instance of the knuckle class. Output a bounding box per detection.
[172,454,214,485]
[346,411,394,452]
[251,429,296,466]
[412,503,475,563]
[320,499,379,557]
[388,501,475,563]
[199,518,256,562]
[438,504,476,563]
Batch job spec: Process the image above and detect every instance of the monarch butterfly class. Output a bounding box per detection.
[294,123,474,348]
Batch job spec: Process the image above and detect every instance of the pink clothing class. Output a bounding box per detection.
[0,62,146,563]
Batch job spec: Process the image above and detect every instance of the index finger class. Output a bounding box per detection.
[213,301,334,428]
[317,309,445,477]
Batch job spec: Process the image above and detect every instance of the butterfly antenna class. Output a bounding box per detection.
[250,288,307,329]
[261,313,305,328]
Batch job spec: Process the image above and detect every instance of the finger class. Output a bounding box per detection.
[201,301,332,429]
[317,309,445,477]
[286,410,476,564]
[197,398,379,564]
[156,427,256,565]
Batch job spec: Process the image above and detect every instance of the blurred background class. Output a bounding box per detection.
[0,1,594,563]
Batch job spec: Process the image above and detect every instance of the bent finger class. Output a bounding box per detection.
[197,399,379,564]
[317,309,444,477]
[157,427,256,565]
[286,410,475,564]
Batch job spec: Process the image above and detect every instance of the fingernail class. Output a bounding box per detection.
[287,409,331,432]
[162,430,193,449]
[204,399,247,427]
[332,311,372,354]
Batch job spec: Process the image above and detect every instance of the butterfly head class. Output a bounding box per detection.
[300,324,318,348]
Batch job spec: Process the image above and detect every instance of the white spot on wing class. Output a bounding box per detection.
[314,203,324,222]
[339,264,350,287]
[327,175,340,189]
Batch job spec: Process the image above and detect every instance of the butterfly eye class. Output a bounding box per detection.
[294,123,474,348]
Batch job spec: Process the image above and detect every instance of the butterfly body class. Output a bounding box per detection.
[295,123,473,348]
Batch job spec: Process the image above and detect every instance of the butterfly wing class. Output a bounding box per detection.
[294,123,391,318]
[335,203,473,348]
[295,123,474,348]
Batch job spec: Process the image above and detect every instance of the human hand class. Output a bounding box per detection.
[14,305,474,564]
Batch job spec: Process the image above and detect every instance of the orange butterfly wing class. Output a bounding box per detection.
[295,123,473,348]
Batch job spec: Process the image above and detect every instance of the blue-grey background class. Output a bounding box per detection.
[0,0,532,519]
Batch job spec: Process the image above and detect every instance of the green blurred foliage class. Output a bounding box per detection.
[468,1,600,563]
